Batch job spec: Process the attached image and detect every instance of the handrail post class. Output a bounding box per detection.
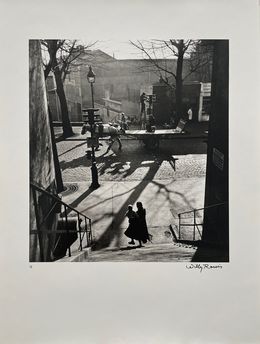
[89,219,92,246]
[64,205,71,257]
[31,186,45,262]
[193,210,196,241]
[78,213,82,251]
[84,217,88,246]
[178,214,181,240]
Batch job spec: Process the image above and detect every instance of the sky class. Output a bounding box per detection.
[93,39,143,59]
[82,39,175,60]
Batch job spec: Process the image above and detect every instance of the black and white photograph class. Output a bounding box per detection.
[30,38,229,262]
[1,0,259,343]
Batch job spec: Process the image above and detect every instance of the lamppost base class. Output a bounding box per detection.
[90,182,100,189]
[91,164,100,189]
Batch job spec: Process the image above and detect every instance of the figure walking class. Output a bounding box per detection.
[120,112,128,130]
[124,202,152,247]
[124,205,138,245]
[136,202,151,246]
[140,92,146,129]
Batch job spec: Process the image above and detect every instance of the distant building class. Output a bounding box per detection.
[50,48,212,123]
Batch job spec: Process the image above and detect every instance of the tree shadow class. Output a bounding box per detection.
[58,138,206,252]
[92,180,150,250]
[58,141,87,158]
[152,180,193,210]
[80,185,139,213]
[98,153,163,179]
[92,160,163,250]
[91,151,202,250]
[61,186,95,216]
[59,139,204,175]
[59,154,90,171]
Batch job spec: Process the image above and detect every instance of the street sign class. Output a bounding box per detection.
[212,148,224,171]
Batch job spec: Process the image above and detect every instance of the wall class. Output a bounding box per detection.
[79,58,180,116]
[64,68,82,121]
[202,40,229,248]
[97,98,122,123]
[182,82,202,122]
[29,40,59,262]
[152,83,174,124]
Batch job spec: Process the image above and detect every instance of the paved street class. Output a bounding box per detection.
[57,136,207,182]
[56,129,208,261]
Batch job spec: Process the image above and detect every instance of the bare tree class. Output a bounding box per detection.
[130,39,212,120]
[41,40,96,138]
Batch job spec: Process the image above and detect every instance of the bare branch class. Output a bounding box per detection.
[129,40,177,79]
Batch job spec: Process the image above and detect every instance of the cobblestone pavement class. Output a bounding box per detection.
[57,138,207,182]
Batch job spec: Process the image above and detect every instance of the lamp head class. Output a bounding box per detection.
[87,66,95,83]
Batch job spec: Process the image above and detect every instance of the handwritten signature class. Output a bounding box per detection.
[186,263,223,272]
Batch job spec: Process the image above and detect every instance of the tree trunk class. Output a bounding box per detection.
[53,68,74,138]
[48,106,64,193]
[175,41,184,121]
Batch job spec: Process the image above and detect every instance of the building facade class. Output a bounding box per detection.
[48,47,213,124]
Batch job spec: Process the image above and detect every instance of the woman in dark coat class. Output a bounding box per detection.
[136,202,151,246]
[124,205,138,245]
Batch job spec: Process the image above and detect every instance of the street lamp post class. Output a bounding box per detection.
[87,66,95,108]
[87,66,100,189]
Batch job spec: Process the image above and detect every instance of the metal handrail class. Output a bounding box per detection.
[30,182,91,220]
[177,202,227,241]
[30,182,92,261]
[178,202,226,216]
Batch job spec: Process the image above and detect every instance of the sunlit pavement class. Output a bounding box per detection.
[55,128,211,261]
[60,177,205,247]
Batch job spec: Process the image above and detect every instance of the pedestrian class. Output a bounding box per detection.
[187,107,193,121]
[120,112,127,131]
[136,202,152,246]
[140,92,146,129]
[124,205,138,245]
[140,92,146,115]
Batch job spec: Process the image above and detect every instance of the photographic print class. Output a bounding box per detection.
[29,38,229,263]
[2,0,260,343]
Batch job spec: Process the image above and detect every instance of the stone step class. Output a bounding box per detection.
[86,242,197,262]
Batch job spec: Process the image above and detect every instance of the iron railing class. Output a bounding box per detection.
[30,182,92,261]
[177,202,227,241]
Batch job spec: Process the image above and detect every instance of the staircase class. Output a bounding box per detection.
[83,203,228,263]
[86,242,197,262]
[30,182,92,262]
[82,225,198,262]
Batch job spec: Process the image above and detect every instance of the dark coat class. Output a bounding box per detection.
[124,210,138,239]
[136,208,150,243]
